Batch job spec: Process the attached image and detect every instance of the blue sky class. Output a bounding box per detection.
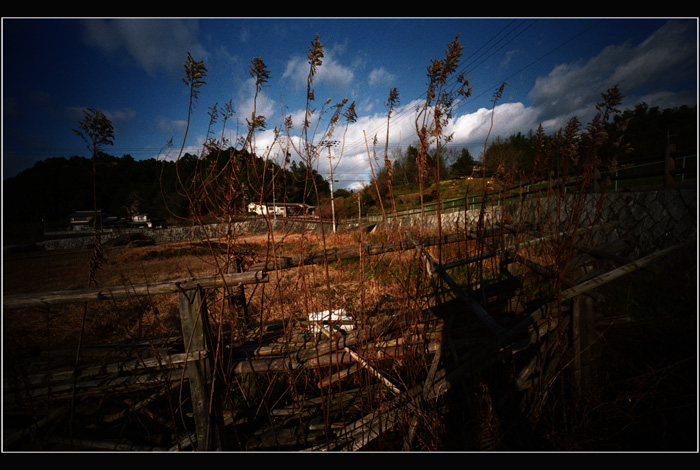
[2,17,697,190]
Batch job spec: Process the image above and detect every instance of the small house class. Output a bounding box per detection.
[68,210,103,231]
[131,213,152,228]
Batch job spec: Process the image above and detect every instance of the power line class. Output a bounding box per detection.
[360,20,535,142]
[453,19,603,114]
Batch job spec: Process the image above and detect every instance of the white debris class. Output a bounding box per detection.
[308,309,353,334]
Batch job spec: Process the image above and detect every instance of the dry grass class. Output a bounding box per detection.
[5,211,694,451]
[2,228,426,363]
[3,225,454,450]
[3,241,215,366]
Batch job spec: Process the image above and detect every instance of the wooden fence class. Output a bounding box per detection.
[3,271,268,451]
[4,216,691,450]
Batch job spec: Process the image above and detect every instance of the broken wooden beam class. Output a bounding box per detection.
[407,231,505,335]
[559,239,692,302]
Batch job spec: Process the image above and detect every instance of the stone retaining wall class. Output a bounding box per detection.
[36,218,340,250]
[36,189,696,257]
[382,189,696,258]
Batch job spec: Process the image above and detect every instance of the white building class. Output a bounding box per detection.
[246,202,316,218]
[131,213,152,228]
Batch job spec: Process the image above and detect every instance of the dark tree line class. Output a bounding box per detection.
[3,153,176,229]
[481,103,696,180]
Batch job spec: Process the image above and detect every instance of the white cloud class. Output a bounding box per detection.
[281,48,355,93]
[234,77,278,129]
[161,20,697,190]
[529,19,696,126]
[103,108,137,123]
[368,67,397,88]
[82,19,206,76]
[500,49,519,69]
[154,139,203,162]
[447,102,542,158]
[157,116,187,135]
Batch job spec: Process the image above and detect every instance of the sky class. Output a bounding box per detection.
[2,17,697,190]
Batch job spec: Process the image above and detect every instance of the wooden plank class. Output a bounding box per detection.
[3,271,268,309]
[573,292,595,395]
[432,240,692,401]
[345,242,689,452]
[558,240,690,302]
[5,351,206,392]
[4,370,181,404]
[3,406,69,449]
[315,314,402,395]
[575,239,632,266]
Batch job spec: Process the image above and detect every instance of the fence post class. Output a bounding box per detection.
[573,293,596,396]
[228,260,249,325]
[178,287,227,450]
[664,143,677,189]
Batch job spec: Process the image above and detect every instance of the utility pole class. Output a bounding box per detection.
[322,140,339,233]
[271,164,276,220]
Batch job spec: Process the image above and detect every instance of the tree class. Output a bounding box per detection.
[450,148,476,177]
[483,132,536,181]
[73,108,114,283]
[392,145,419,188]
[613,103,697,162]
